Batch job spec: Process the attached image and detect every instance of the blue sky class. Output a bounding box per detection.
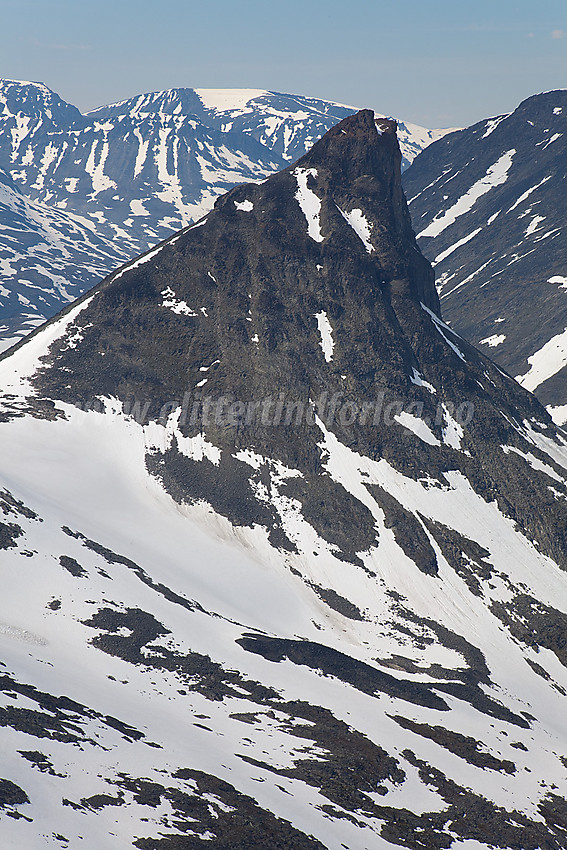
[2,0,566,127]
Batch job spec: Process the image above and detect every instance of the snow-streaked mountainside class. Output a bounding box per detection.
[403,90,567,424]
[1,111,567,849]
[0,167,130,352]
[0,79,454,347]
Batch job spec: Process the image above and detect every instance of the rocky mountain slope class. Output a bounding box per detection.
[1,111,567,849]
[403,90,567,424]
[0,79,453,347]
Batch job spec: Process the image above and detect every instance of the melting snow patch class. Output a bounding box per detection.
[336,206,374,253]
[395,411,441,446]
[410,368,436,394]
[525,215,546,236]
[161,286,197,317]
[521,420,567,471]
[315,311,334,362]
[234,199,254,211]
[479,334,506,347]
[433,228,481,265]
[176,432,222,465]
[199,360,220,372]
[502,445,566,484]
[507,175,551,213]
[130,198,150,216]
[293,167,324,243]
[538,132,562,151]
[516,327,567,392]
[481,114,509,138]
[548,404,567,426]
[417,149,516,238]
[442,405,464,450]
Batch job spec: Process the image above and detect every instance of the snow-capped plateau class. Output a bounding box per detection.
[1,111,567,849]
[0,79,454,349]
[403,89,567,423]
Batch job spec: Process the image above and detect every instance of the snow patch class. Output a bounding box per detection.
[479,334,506,348]
[525,215,545,237]
[442,405,464,450]
[336,206,374,253]
[418,150,516,239]
[395,411,441,446]
[516,327,567,392]
[548,404,567,426]
[433,228,481,265]
[195,89,269,112]
[315,311,334,362]
[410,368,436,394]
[548,275,567,290]
[293,167,324,243]
[481,115,509,138]
[161,286,197,317]
[421,302,466,362]
[502,445,565,485]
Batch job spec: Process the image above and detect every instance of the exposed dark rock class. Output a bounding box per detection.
[236,634,449,710]
[307,583,366,620]
[0,489,41,521]
[0,519,22,549]
[62,526,205,613]
[59,555,87,578]
[238,701,405,812]
[369,485,438,575]
[0,671,143,744]
[25,108,567,594]
[421,518,494,595]
[492,593,567,669]
[390,715,516,773]
[18,750,67,777]
[83,606,279,704]
[128,768,327,849]
[0,778,29,807]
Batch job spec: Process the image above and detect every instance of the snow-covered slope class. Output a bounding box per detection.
[1,111,567,849]
[0,80,453,349]
[403,90,567,423]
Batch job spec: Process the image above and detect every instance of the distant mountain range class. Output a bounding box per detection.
[0,79,453,347]
[404,90,567,423]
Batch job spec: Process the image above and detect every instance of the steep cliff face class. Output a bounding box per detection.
[1,111,567,850]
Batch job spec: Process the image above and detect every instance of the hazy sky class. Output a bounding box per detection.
[2,0,566,127]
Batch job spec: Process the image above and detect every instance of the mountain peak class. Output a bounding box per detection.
[2,96,567,849]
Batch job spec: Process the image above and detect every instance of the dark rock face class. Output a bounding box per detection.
[30,109,567,577]
[403,90,567,417]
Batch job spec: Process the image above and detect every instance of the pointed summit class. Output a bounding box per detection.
[9,109,564,573]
